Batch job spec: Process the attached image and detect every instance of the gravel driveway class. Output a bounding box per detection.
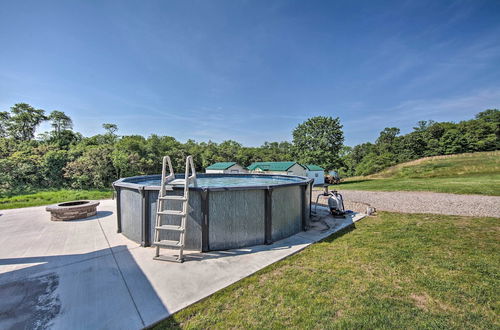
[312,190,500,218]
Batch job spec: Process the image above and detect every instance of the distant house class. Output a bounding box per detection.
[303,164,325,185]
[247,161,306,176]
[205,162,247,174]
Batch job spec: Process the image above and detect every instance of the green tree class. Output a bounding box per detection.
[199,140,220,169]
[49,110,73,137]
[112,135,148,177]
[475,109,500,123]
[64,145,116,189]
[0,148,43,192]
[182,139,204,170]
[99,123,119,144]
[376,127,400,151]
[218,140,243,162]
[413,120,435,132]
[102,123,118,135]
[42,149,69,187]
[6,103,47,141]
[260,142,293,162]
[0,111,10,137]
[292,116,344,171]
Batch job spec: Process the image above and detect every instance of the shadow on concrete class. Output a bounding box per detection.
[0,245,170,329]
[183,238,300,262]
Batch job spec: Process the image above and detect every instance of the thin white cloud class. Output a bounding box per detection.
[343,87,500,145]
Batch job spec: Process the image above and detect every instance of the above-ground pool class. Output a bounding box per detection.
[113,174,313,251]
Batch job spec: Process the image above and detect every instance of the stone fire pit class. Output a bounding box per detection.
[46,200,100,221]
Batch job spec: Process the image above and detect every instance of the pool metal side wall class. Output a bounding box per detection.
[271,185,302,241]
[117,187,143,244]
[208,190,265,250]
[114,174,313,252]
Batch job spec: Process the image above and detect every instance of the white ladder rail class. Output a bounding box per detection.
[153,155,196,262]
[154,156,175,250]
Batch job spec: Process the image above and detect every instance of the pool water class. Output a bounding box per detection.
[130,175,305,188]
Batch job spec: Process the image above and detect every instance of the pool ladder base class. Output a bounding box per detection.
[153,155,196,263]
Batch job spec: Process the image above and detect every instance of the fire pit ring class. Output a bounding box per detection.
[46,200,100,221]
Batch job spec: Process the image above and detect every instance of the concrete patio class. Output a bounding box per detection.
[0,200,365,329]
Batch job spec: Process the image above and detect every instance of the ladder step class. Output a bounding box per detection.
[157,210,185,216]
[156,225,184,232]
[159,195,187,201]
[154,239,182,248]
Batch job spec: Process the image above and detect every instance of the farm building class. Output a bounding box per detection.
[205,162,247,174]
[303,164,325,185]
[247,162,306,176]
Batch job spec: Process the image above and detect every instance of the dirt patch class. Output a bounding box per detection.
[410,293,429,310]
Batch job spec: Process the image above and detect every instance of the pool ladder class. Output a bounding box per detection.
[153,155,197,262]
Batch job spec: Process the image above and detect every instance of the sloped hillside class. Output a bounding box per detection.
[340,151,500,195]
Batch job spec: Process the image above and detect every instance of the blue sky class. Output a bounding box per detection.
[1,0,499,146]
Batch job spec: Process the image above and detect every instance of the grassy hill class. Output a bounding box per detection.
[338,151,500,196]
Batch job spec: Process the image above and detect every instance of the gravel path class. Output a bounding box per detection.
[312,190,500,218]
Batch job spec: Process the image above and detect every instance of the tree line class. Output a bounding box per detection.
[341,109,499,176]
[0,102,498,195]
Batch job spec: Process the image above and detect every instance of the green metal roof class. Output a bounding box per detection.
[247,161,303,171]
[206,162,237,170]
[303,164,324,171]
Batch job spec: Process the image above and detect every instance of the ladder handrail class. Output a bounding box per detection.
[159,156,175,197]
[184,155,197,194]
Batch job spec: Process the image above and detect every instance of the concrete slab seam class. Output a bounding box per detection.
[97,217,146,327]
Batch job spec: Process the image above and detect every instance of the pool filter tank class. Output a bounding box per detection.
[328,190,345,217]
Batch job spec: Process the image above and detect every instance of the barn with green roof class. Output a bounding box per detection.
[247,161,306,176]
[205,162,247,174]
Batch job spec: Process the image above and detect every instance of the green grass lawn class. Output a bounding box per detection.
[0,189,113,209]
[154,212,499,329]
[339,151,500,195]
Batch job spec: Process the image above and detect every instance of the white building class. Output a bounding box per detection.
[205,162,247,174]
[303,164,325,186]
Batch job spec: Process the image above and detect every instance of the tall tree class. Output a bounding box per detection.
[0,111,10,137]
[292,116,344,171]
[49,110,73,138]
[102,123,118,135]
[101,123,119,144]
[375,127,400,154]
[376,127,400,145]
[6,103,47,141]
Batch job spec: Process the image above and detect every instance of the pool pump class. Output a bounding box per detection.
[316,185,346,217]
